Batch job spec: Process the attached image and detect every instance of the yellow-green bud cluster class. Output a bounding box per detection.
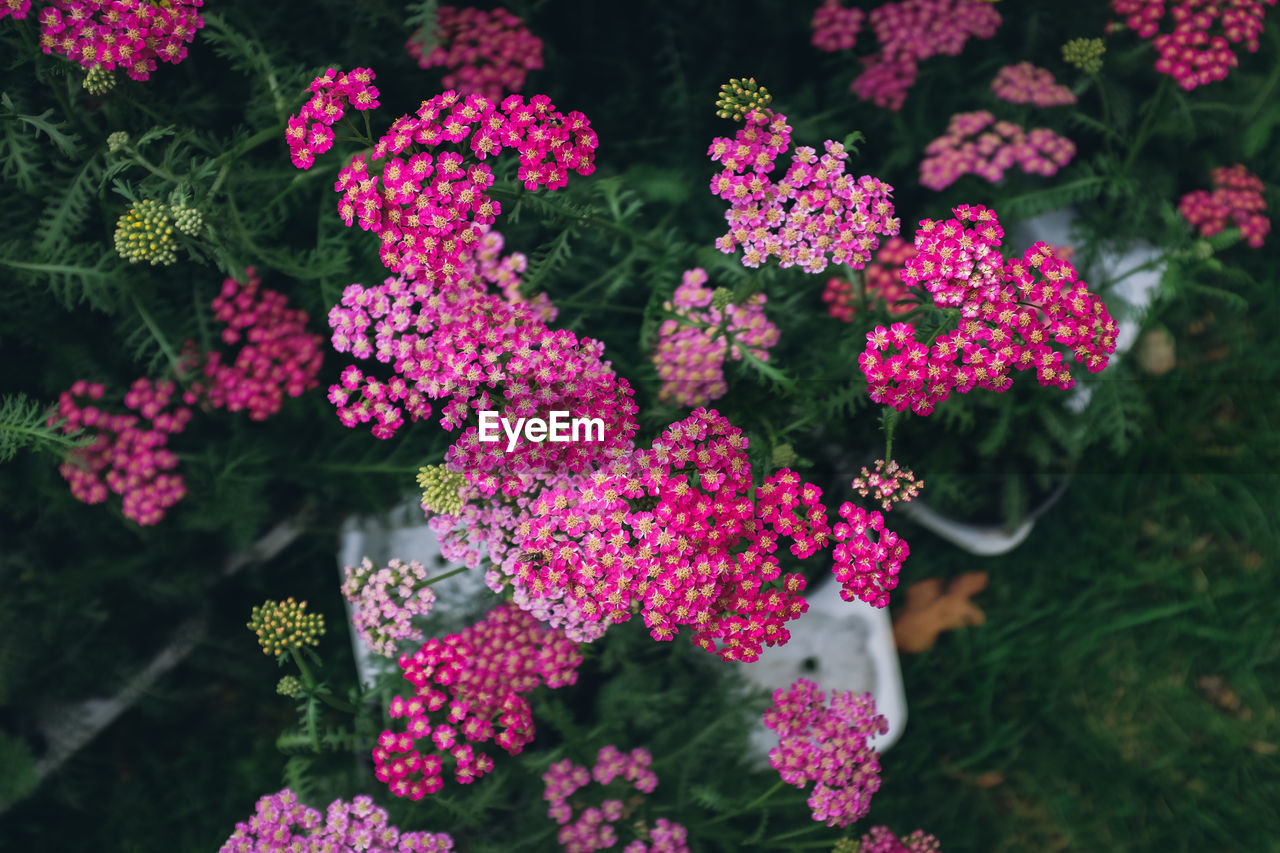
[716,77,771,121]
[710,287,733,312]
[276,675,304,698]
[106,131,130,153]
[416,464,465,516]
[114,199,177,266]
[830,839,861,853]
[247,597,325,657]
[1191,239,1213,261]
[1062,38,1105,74]
[170,203,203,236]
[771,443,798,469]
[84,66,115,96]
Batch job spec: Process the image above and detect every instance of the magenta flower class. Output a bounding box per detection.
[1178,163,1270,249]
[408,5,543,101]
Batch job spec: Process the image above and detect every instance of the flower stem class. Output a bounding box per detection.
[702,779,787,826]
[424,566,469,586]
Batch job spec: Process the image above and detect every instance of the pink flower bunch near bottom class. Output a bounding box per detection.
[652,268,780,407]
[860,825,943,852]
[763,678,888,828]
[822,235,916,322]
[180,268,324,420]
[374,603,582,799]
[1111,0,1277,90]
[990,62,1077,106]
[219,789,453,852]
[52,379,191,526]
[407,5,543,101]
[1178,163,1270,248]
[30,0,204,80]
[920,111,1076,191]
[543,746,688,853]
[341,557,439,657]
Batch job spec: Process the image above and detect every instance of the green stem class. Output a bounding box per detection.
[1091,72,1116,158]
[127,146,183,184]
[290,646,316,688]
[1123,77,1169,173]
[424,566,470,586]
[702,779,787,826]
[130,293,185,377]
[214,123,286,167]
[883,407,900,462]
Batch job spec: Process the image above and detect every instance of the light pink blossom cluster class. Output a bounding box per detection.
[990,62,1077,106]
[1111,0,1277,90]
[920,111,1076,191]
[652,268,780,407]
[341,558,439,657]
[860,825,943,853]
[709,109,900,274]
[543,746,689,853]
[1178,163,1270,248]
[374,602,582,799]
[859,205,1117,416]
[52,378,191,526]
[508,409,830,662]
[851,458,923,512]
[475,224,556,322]
[811,0,865,51]
[763,678,888,828]
[179,268,324,421]
[285,67,381,170]
[219,789,454,853]
[822,235,917,322]
[833,0,1002,110]
[287,69,597,288]
[407,5,543,101]
[22,0,204,80]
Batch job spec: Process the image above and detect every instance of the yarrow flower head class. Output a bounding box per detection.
[114,199,177,266]
[1111,0,1277,90]
[919,111,1076,191]
[374,603,582,799]
[1178,163,1270,249]
[408,6,543,101]
[169,202,203,236]
[219,789,454,852]
[106,130,129,153]
[990,62,1076,106]
[1062,37,1106,73]
[653,268,780,407]
[0,0,31,20]
[83,65,114,95]
[542,745,688,853]
[342,558,440,658]
[276,675,304,698]
[247,597,325,657]
[35,0,205,81]
[709,108,900,274]
[851,459,922,511]
[811,0,866,51]
[822,235,917,322]
[417,465,466,515]
[763,678,888,828]
[859,826,943,853]
[714,76,773,121]
[51,378,192,525]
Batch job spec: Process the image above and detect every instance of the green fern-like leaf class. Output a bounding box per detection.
[0,393,87,464]
[34,159,102,260]
[1002,175,1107,221]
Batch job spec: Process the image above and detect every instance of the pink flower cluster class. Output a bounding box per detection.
[374,602,582,799]
[845,0,1002,110]
[832,500,908,607]
[1178,163,1270,248]
[709,109,900,274]
[851,458,923,512]
[0,0,31,20]
[822,235,917,322]
[652,268,780,407]
[543,746,688,853]
[407,5,543,101]
[763,678,888,828]
[920,111,1076,191]
[860,205,1118,416]
[990,62,1077,106]
[52,378,191,526]
[27,0,204,80]
[179,268,323,421]
[219,789,453,853]
[860,826,942,853]
[811,0,865,51]
[509,409,829,662]
[285,68,381,169]
[342,558,439,658]
[1111,0,1277,90]
[287,67,597,290]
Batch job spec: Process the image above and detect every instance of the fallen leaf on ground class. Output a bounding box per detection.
[892,571,988,653]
